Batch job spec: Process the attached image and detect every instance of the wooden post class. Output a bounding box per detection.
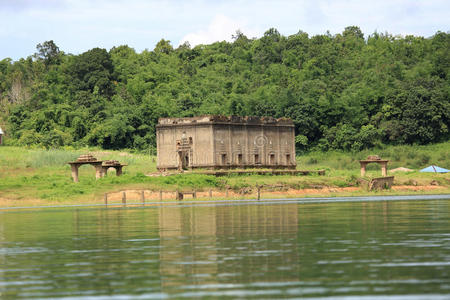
[104,193,108,206]
[159,190,163,201]
[122,191,126,205]
[209,189,212,198]
[141,190,145,205]
[193,190,197,198]
[257,185,261,200]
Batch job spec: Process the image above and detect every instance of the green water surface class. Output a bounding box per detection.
[1,197,449,299]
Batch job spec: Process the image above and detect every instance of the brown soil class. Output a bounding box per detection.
[97,185,446,202]
[392,185,444,191]
[0,185,446,208]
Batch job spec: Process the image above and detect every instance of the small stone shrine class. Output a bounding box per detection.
[358,155,394,190]
[77,154,97,162]
[68,155,126,182]
[68,155,103,182]
[359,155,389,177]
[102,160,127,176]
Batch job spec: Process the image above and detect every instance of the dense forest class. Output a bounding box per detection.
[0,27,448,152]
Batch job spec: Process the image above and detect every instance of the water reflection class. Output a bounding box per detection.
[0,197,449,298]
[158,204,299,290]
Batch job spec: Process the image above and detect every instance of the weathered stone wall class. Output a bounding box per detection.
[212,124,295,167]
[368,176,394,190]
[157,124,214,169]
[156,116,296,170]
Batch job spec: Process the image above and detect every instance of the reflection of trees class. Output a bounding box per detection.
[0,208,162,297]
[158,204,299,289]
[0,219,4,285]
[1,200,449,297]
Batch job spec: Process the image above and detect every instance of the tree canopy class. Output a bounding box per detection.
[0,27,448,151]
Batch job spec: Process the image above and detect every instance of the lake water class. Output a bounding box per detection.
[1,195,449,299]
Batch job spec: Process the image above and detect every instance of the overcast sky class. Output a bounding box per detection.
[0,0,449,60]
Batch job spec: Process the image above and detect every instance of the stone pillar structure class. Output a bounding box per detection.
[95,164,103,179]
[68,160,104,182]
[101,164,127,177]
[71,164,80,183]
[116,166,123,176]
[380,161,388,177]
[360,162,366,177]
[359,159,389,177]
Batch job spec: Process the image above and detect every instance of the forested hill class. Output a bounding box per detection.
[0,27,448,151]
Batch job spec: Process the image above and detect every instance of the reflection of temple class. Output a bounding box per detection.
[158,204,299,289]
[158,206,218,287]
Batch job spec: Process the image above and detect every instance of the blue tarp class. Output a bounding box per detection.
[419,165,450,173]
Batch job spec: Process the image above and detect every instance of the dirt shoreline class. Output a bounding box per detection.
[0,185,447,208]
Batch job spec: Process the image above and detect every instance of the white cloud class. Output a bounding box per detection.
[179,15,260,47]
[0,0,449,60]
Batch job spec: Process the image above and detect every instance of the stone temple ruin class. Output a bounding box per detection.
[68,154,127,182]
[156,116,296,171]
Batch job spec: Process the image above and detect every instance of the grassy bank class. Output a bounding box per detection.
[0,143,449,207]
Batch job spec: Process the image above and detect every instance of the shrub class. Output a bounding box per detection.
[295,135,308,151]
[418,153,431,166]
[306,157,318,165]
[406,151,417,159]
[18,130,43,146]
[41,129,73,149]
[392,151,401,162]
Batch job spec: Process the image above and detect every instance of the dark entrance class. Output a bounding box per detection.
[221,154,227,165]
[269,154,275,164]
[178,151,190,170]
[176,135,192,170]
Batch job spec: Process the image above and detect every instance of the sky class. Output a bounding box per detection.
[0,0,449,60]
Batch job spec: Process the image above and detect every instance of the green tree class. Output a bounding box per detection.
[69,48,115,97]
[35,40,61,67]
[2,28,449,152]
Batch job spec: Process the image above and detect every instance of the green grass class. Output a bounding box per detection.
[0,146,223,202]
[297,142,450,171]
[0,142,449,205]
